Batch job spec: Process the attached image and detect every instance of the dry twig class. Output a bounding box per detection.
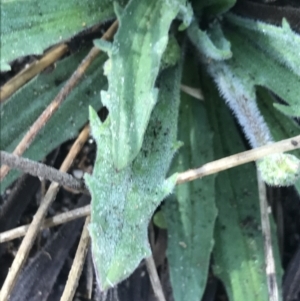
[0,125,90,301]
[0,205,91,243]
[60,216,91,301]
[0,150,87,193]
[177,135,300,184]
[0,20,119,181]
[180,84,203,100]
[145,256,166,301]
[257,170,279,301]
[0,44,69,102]
[85,247,94,299]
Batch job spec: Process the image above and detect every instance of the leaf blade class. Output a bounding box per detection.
[96,0,185,169]
[203,71,283,301]
[85,62,182,290]
[163,56,217,301]
[0,47,107,193]
[1,0,115,70]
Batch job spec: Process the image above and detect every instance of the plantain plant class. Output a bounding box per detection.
[1,0,300,300]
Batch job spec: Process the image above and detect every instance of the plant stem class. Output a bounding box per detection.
[60,216,91,301]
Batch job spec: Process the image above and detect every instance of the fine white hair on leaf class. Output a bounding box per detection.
[226,14,300,78]
[258,153,300,186]
[206,59,300,186]
[207,61,273,148]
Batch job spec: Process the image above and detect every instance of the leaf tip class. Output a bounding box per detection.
[258,153,300,186]
[93,39,113,54]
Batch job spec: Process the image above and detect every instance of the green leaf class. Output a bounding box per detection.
[84,63,182,290]
[203,71,282,301]
[0,47,107,193]
[224,15,300,117]
[177,3,193,31]
[1,0,115,71]
[226,14,300,78]
[256,87,300,191]
[153,211,167,229]
[187,20,232,60]
[94,0,185,170]
[163,57,217,301]
[257,154,300,186]
[160,36,181,71]
[205,19,300,186]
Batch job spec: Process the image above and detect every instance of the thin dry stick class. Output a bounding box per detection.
[0,20,119,181]
[145,256,166,301]
[257,170,279,301]
[0,182,59,301]
[0,44,69,102]
[85,247,94,299]
[177,135,300,184]
[180,84,203,100]
[0,204,91,243]
[0,150,86,193]
[60,216,91,301]
[0,125,90,301]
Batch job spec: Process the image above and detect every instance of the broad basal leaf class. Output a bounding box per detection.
[0,47,107,193]
[202,70,283,301]
[163,56,217,301]
[84,63,182,290]
[1,0,115,71]
[94,0,186,169]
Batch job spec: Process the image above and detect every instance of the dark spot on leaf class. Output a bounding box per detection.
[54,78,64,86]
[291,140,298,146]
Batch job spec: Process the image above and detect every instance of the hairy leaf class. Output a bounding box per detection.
[206,60,273,148]
[85,64,182,290]
[227,14,300,78]
[205,20,300,186]
[224,15,300,117]
[0,0,114,71]
[94,0,185,169]
[203,71,282,301]
[257,154,300,186]
[0,47,107,193]
[163,57,217,301]
[256,87,300,192]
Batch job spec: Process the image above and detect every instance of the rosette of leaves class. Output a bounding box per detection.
[86,0,300,297]
[2,0,300,299]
